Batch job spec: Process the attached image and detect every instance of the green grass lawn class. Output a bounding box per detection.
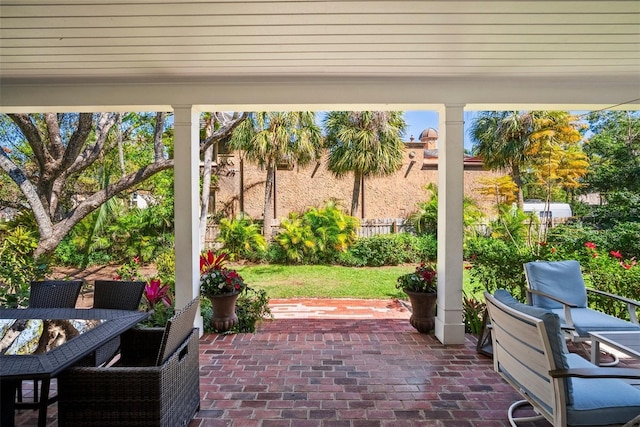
[234,264,475,299]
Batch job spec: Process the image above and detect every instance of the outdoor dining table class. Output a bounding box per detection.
[0,307,150,427]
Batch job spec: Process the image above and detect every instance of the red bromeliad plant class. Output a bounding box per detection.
[199,250,247,296]
[141,277,174,327]
[144,278,172,308]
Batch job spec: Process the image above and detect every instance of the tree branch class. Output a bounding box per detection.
[62,158,175,230]
[0,148,53,237]
[7,114,46,173]
[44,113,64,162]
[34,158,175,257]
[67,113,113,176]
[154,112,165,162]
[64,113,94,168]
[201,112,248,152]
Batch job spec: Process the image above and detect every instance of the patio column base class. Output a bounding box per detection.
[435,317,465,345]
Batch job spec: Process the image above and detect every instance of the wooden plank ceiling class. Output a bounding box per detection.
[1,0,639,84]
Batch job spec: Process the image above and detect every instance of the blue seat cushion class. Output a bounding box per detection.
[551,307,640,337]
[565,353,640,425]
[525,260,588,309]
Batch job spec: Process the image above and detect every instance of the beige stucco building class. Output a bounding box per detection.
[212,128,500,224]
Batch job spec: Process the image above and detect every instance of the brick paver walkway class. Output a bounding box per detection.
[13,298,597,426]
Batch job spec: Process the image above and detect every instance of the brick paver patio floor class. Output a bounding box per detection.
[17,298,633,426]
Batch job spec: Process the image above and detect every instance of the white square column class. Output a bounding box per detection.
[434,104,466,345]
[172,105,203,333]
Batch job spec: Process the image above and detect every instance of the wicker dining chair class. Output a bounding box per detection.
[90,280,146,366]
[93,280,146,311]
[28,280,83,309]
[17,280,83,427]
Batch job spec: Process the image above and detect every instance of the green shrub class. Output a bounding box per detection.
[407,183,485,238]
[54,236,113,266]
[339,233,437,267]
[156,251,176,287]
[264,243,289,264]
[341,233,415,267]
[546,222,602,261]
[548,221,640,260]
[411,234,438,261]
[0,225,51,307]
[217,213,267,261]
[271,201,359,264]
[107,205,175,263]
[605,222,640,259]
[584,191,640,229]
[272,212,315,264]
[302,200,359,263]
[464,237,537,301]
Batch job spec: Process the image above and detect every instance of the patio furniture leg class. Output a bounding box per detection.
[1,379,17,427]
[37,379,50,427]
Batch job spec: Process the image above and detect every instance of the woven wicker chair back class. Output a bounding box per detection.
[29,280,83,308]
[156,297,199,366]
[93,280,145,310]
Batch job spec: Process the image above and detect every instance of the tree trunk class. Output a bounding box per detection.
[117,114,125,177]
[512,164,525,208]
[360,175,366,219]
[262,162,276,239]
[200,143,214,249]
[153,112,165,162]
[351,171,362,217]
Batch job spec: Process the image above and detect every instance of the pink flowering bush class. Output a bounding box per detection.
[582,241,640,319]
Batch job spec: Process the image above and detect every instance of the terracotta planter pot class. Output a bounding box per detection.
[208,292,239,332]
[405,290,437,333]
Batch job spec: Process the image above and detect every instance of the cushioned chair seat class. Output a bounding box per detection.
[565,353,640,426]
[551,307,640,336]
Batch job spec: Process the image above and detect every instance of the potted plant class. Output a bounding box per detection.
[200,250,247,332]
[396,262,437,333]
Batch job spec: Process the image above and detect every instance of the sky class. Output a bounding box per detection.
[403,110,476,151]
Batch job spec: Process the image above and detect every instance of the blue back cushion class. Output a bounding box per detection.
[524,260,587,309]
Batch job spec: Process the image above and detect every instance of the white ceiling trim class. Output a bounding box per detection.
[1,1,638,110]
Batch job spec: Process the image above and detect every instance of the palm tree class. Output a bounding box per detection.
[229,112,322,238]
[469,111,537,207]
[470,111,586,208]
[323,111,406,217]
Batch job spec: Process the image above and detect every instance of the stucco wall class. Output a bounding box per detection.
[211,147,500,223]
